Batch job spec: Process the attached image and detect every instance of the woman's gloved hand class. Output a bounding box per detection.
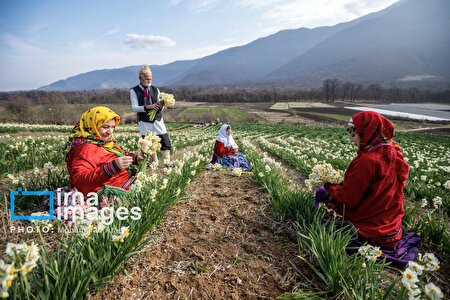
[312,186,330,209]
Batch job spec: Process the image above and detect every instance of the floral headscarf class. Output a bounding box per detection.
[351,111,395,149]
[65,106,124,157]
[216,124,238,149]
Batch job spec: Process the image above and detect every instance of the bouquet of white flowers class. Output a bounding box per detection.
[231,167,243,177]
[147,92,176,121]
[137,132,161,172]
[160,92,175,107]
[305,162,342,191]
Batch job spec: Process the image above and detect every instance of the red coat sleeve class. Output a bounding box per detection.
[325,155,375,209]
[69,144,123,194]
[214,141,235,157]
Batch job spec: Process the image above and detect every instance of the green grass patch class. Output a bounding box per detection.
[303,112,350,122]
[171,106,261,123]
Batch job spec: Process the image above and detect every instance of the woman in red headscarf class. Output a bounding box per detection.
[323,111,410,249]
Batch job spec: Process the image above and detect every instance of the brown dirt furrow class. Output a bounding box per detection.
[90,170,311,300]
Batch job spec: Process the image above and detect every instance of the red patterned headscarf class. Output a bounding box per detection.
[351,111,409,184]
[351,111,395,149]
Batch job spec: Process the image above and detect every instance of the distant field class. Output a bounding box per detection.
[302,112,350,122]
[270,102,336,110]
[0,101,448,133]
[164,106,262,123]
[0,102,262,125]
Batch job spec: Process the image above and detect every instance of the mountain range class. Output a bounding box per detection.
[39,0,450,91]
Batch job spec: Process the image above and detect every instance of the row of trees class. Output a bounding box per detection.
[0,80,449,106]
[320,79,450,103]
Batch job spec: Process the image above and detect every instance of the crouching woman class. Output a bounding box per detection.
[65,106,140,196]
[319,111,419,262]
[211,124,251,171]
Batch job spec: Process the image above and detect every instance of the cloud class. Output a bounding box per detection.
[232,0,286,10]
[187,0,220,12]
[0,32,44,54]
[344,0,398,16]
[23,23,51,34]
[124,33,176,49]
[103,28,119,36]
[168,0,183,5]
[233,0,399,29]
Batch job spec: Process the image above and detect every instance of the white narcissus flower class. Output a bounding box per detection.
[112,227,130,243]
[444,180,450,190]
[424,282,444,299]
[420,198,428,208]
[406,261,424,276]
[406,287,421,300]
[112,235,123,243]
[401,268,419,289]
[121,227,130,238]
[432,196,442,209]
[358,245,382,263]
[420,253,440,271]
[0,259,15,296]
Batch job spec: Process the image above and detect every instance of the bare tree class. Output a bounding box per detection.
[340,81,354,101]
[322,79,341,102]
[349,83,362,102]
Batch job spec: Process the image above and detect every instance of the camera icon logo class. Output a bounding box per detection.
[10,188,54,221]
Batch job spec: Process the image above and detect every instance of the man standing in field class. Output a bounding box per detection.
[129,65,172,165]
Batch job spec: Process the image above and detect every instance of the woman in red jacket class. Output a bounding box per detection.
[211,124,251,171]
[323,111,410,249]
[66,106,140,195]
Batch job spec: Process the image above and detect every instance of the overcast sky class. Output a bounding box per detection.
[0,0,399,91]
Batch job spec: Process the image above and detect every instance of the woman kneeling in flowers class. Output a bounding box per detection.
[319,111,414,251]
[66,106,141,196]
[211,124,251,171]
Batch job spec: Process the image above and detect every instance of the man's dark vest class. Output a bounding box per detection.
[132,85,162,123]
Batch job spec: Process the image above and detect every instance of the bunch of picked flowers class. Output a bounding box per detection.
[231,167,243,177]
[147,92,175,121]
[305,162,342,191]
[137,132,161,172]
[211,163,222,171]
[160,92,175,107]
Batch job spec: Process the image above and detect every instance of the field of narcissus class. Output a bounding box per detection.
[0,122,448,299]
